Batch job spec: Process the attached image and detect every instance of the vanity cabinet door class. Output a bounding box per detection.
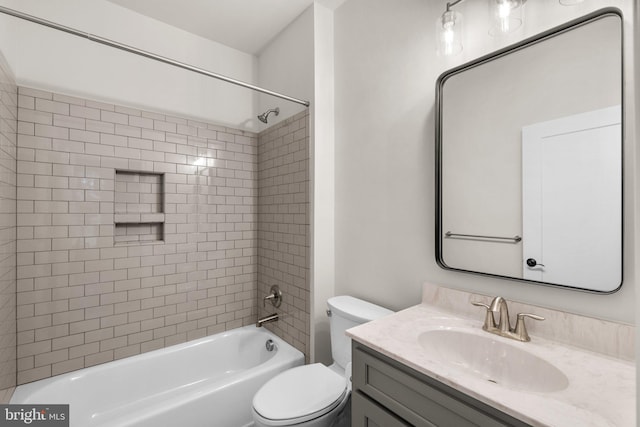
[352,343,531,427]
[352,391,415,427]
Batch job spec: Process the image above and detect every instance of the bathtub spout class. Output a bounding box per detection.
[256,313,279,327]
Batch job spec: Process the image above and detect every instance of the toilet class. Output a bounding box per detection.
[251,296,393,427]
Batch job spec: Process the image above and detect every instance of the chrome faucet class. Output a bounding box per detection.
[256,313,279,327]
[472,296,544,342]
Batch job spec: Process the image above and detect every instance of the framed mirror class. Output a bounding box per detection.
[435,9,622,293]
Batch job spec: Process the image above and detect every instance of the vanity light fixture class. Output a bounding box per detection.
[436,0,464,56]
[488,0,524,36]
[437,0,527,56]
[559,0,585,5]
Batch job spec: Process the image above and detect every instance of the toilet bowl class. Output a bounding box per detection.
[251,296,392,427]
[252,363,349,427]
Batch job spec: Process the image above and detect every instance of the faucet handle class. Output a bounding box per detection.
[518,313,544,321]
[471,301,495,330]
[514,313,545,341]
[263,285,282,308]
[471,301,490,309]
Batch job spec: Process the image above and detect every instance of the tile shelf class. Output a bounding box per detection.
[114,221,165,225]
[114,214,165,224]
[114,222,164,245]
[114,170,165,245]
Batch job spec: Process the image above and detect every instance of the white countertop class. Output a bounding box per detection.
[347,303,635,427]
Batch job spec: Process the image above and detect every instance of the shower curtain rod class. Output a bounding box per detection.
[0,5,311,107]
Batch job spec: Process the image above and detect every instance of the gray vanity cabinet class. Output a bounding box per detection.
[351,342,531,427]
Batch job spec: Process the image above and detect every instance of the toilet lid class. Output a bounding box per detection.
[253,363,347,423]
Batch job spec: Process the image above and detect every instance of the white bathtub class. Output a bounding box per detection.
[11,325,304,427]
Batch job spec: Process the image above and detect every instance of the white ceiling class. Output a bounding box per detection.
[106,0,315,55]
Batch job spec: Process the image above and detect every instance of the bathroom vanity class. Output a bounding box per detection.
[351,342,528,426]
[347,284,635,427]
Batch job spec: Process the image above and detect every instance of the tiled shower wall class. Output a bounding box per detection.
[0,54,17,400]
[16,87,258,384]
[257,111,310,362]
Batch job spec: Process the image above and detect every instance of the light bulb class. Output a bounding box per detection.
[489,0,522,36]
[498,3,511,32]
[436,10,463,56]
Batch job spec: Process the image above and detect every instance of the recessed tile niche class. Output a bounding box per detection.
[114,170,165,245]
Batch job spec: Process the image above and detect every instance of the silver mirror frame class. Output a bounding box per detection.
[435,8,624,294]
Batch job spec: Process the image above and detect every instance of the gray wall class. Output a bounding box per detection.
[258,110,311,362]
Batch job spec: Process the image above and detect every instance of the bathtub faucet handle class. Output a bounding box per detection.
[263,285,282,308]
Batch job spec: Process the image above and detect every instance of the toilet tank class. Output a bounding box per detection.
[327,296,393,369]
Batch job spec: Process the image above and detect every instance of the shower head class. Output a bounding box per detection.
[257,107,279,124]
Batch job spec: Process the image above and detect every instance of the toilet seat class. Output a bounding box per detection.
[253,363,347,426]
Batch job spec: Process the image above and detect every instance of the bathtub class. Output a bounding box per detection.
[11,325,304,427]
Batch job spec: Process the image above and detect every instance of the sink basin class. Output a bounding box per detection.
[418,329,569,393]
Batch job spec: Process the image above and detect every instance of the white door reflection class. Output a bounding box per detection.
[522,106,621,291]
